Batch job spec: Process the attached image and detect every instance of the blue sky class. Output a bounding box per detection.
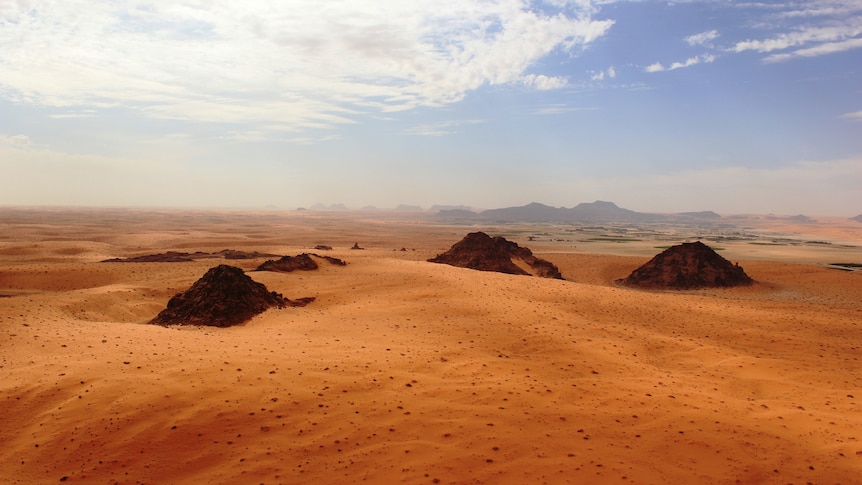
[1,0,861,215]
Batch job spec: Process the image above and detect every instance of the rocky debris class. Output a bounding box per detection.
[620,241,753,289]
[149,265,314,327]
[255,253,346,272]
[218,249,280,260]
[428,232,564,279]
[256,253,318,272]
[350,242,364,250]
[314,245,333,250]
[103,249,279,263]
[103,251,199,262]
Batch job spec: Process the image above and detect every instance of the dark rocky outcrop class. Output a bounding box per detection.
[256,253,319,272]
[218,249,280,260]
[620,241,753,289]
[103,251,199,262]
[428,232,564,279]
[255,253,346,272]
[149,265,313,327]
[103,249,279,263]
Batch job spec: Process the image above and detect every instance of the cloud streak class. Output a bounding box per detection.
[685,30,719,47]
[644,54,715,72]
[732,1,862,62]
[403,119,485,136]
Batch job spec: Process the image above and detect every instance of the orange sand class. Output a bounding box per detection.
[1,208,861,484]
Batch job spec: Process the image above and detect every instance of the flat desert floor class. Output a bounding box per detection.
[1,208,861,484]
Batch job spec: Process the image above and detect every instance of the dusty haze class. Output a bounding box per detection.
[1,208,861,484]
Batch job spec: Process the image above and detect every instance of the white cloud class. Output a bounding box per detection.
[0,1,612,133]
[777,1,862,19]
[48,112,96,119]
[841,110,862,121]
[645,54,714,72]
[669,53,715,70]
[522,74,569,90]
[685,29,719,47]
[763,37,862,62]
[734,24,862,53]
[590,66,615,81]
[732,3,862,62]
[644,62,665,73]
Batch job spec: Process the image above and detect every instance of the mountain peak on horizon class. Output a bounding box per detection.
[574,200,620,209]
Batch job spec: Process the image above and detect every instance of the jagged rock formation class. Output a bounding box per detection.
[620,241,753,289]
[256,253,318,272]
[149,265,314,327]
[255,253,346,272]
[428,232,564,279]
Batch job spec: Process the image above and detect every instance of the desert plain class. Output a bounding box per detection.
[1,207,861,485]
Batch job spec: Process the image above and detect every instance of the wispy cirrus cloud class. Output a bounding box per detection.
[685,30,719,47]
[732,1,862,62]
[644,54,715,72]
[403,119,485,136]
[533,104,597,115]
[0,1,613,134]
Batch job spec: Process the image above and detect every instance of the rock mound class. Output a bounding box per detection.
[149,265,314,327]
[256,253,319,272]
[255,253,346,272]
[620,241,753,289]
[428,232,564,279]
[103,249,279,263]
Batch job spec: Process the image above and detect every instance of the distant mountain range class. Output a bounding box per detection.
[299,201,845,223]
[438,201,722,223]
[852,214,862,223]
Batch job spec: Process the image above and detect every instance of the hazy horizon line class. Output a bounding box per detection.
[1,202,859,220]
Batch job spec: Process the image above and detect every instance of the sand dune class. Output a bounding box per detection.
[1,209,861,484]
